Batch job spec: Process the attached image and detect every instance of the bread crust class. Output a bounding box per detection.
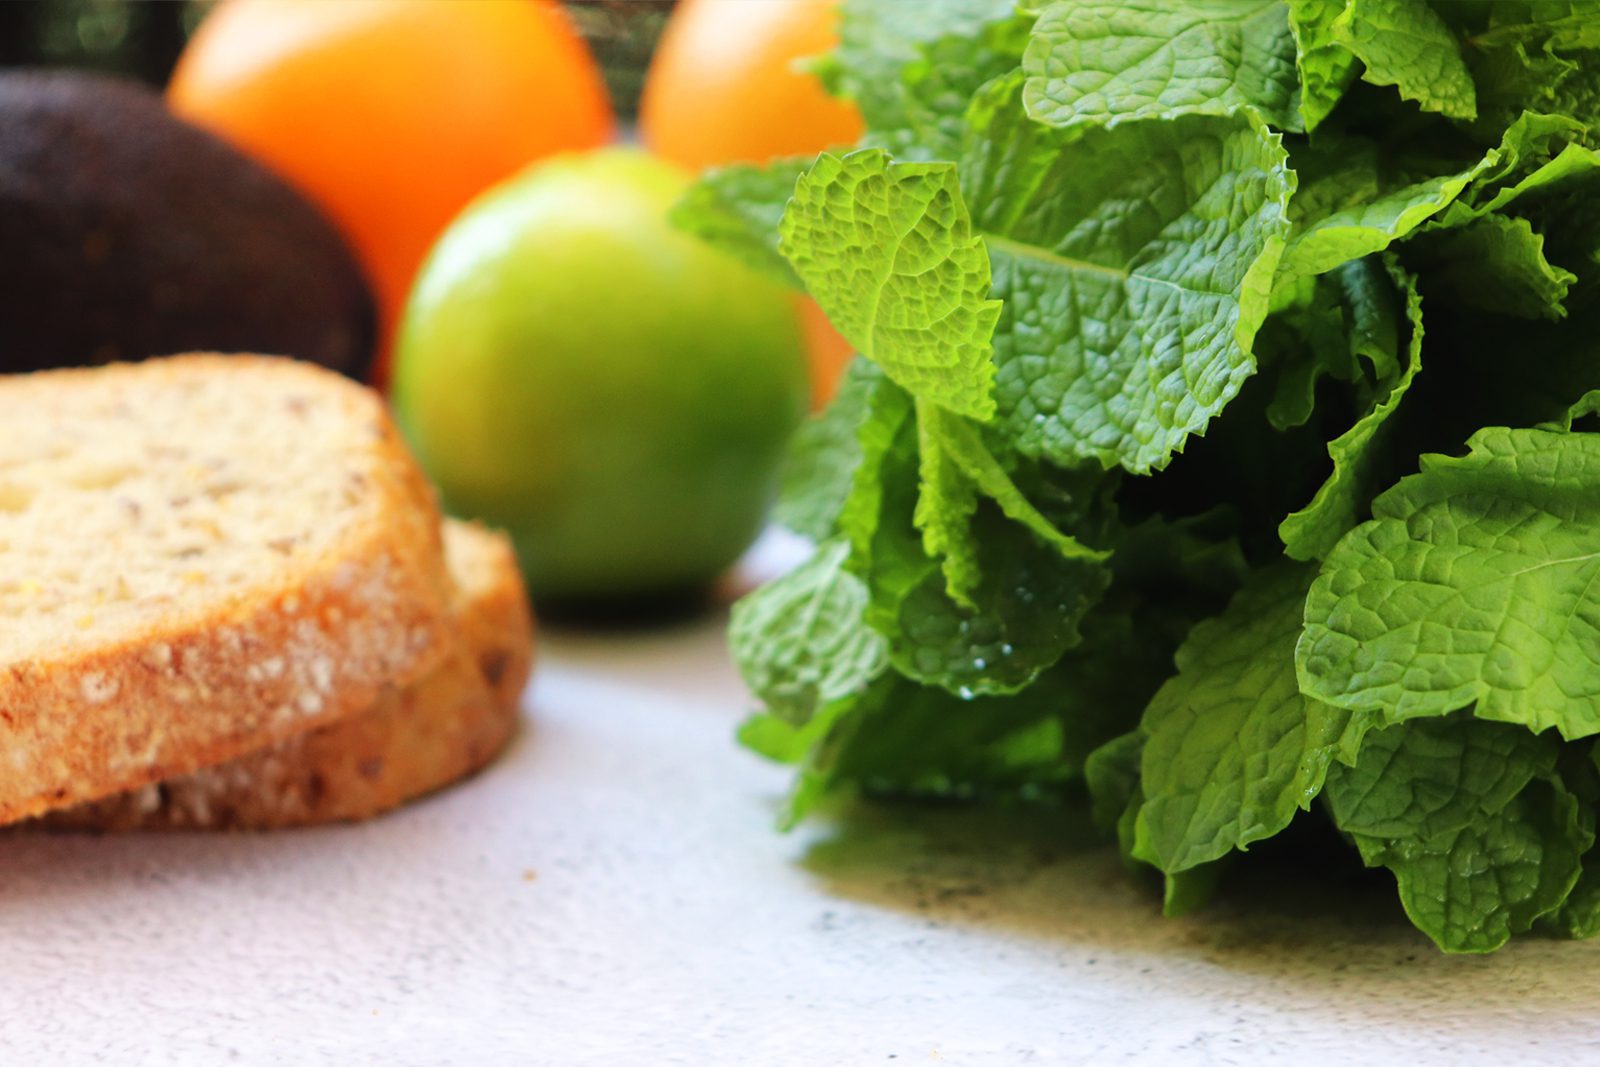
[39,521,534,830]
[0,355,454,823]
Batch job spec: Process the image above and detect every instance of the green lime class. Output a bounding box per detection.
[391,147,808,604]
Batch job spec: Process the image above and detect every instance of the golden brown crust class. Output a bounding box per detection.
[40,521,534,830]
[0,355,454,824]
[449,520,537,709]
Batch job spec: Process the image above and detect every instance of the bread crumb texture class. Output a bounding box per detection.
[39,520,534,831]
[0,355,452,823]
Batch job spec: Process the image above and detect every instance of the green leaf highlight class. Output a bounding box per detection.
[780,150,1002,421]
[1023,0,1302,131]
[1133,563,1375,874]
[1301,426,1600,739]
[966,74,1295,473]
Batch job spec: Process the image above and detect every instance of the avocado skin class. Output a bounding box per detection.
[0,70,375,378]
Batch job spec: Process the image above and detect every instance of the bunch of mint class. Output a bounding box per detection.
[675,0,1600,953]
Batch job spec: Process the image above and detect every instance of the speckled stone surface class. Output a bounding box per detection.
[2,603,1597,1063]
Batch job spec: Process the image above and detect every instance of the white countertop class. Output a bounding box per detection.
[3,551,1597,1064]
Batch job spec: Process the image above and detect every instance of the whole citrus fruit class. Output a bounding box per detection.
[639,0,862,170]
[168,0,613,381]
[640,0,859,407]
[391,148,810,604]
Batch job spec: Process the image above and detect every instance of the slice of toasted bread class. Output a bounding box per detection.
[41,520,533,830]
[0,354,452,823]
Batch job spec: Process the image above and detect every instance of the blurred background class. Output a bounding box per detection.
[0,0,860,609]
[0,0,674,118]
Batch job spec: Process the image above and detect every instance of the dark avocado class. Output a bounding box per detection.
[0,70,375,378]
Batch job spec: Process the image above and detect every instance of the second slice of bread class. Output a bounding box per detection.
[42,520,533,830]
[0,355,453,823]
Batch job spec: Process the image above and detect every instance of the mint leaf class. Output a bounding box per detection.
[1115,783,1148,873]
[919,399,1111,607]
[1459,113,1592,205]
[919,403,1110,566]
[1280,259,1423,560]
[1279,112,1596,282]
[1086,731,1144,836]
[843,377,1111,696]
[1282,141,1492,278]
[1442,118,1600,224]
[1022,0,1302,131]
[1561,389,1600,431]
[776,359,878,541]
[729,538,887,726]
[1468,2,1600,51]
[1410,214,1577,321]
[780,150,1002,421]
[964,74,1294,473]
[1332,0,1477,119]
[717,0,1600,953]
[1324,715,1558,840]
[1279,112,1599,281]
[1300,426,1600,738]
[1260,263,1384,431]
[1351,779,1590,952]
[1133,563,1375,873]
[827,674,1087,801]
[1288,0,1360,129]
[740,705,841,767]
[738,695,863,828]
[820,0,1017,146]
[672,158,809,287]
[1336,253,1406,383]
[913,407,984,604]
[1470,42,1600,143]
[1489,140,1600,212]
[1325,716,1588,953]
[829,617,1166,804]
[870,13,1034,161]
[1549,862,1600,939]
[1163,861,1225,917]
[1263,332,1350,431]
[755,604,1174,819]
[1284,175,1467,279]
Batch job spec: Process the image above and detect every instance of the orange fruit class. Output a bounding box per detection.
[639,0,863,170]
[168,0,614,383]
[795,298,855,406]
[640,0,861,406]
